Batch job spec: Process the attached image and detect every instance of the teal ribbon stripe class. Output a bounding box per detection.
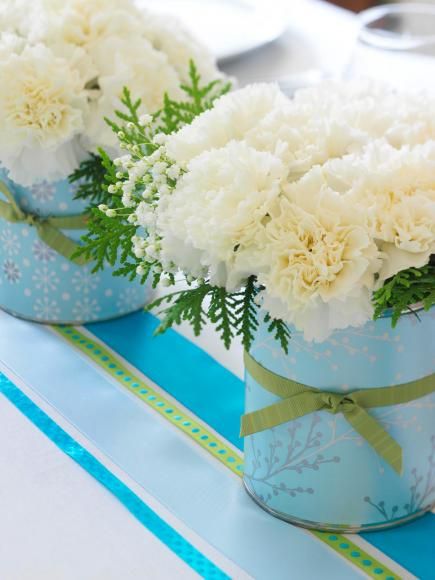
[0,372,229,580]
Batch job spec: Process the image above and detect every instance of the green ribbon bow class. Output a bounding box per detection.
[0,180,89,266]
[241,351,435,475]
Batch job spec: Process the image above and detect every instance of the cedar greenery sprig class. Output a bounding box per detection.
[372,265,435,326]
[69,153,107,205]
[70,62,231,277]
[69,61,231,206]
[145,277,291,353]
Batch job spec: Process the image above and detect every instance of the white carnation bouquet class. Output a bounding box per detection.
[78,80,435,347]
[0,0,222,186]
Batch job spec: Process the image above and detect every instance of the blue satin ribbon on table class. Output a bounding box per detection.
[0,372,229,580]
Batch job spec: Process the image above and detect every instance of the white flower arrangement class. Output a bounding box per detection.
[78,80,435,346]
[0,0,222,186]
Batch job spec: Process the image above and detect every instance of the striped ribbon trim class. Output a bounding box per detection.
[0,372,229,579]
[55,325,402,580]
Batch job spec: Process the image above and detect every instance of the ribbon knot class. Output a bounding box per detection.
[24,213,41,227]
[241,351,435,475]
[323,393,354,414]
[0,180,90,266]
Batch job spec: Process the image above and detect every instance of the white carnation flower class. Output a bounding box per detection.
[324,140,435,280]
[41,0,145,51]
[140,11,221,84]
[0,33,26,58]
[0,44,88,185]
[157,141,287,289]
[244,102,368,175]
[0,0,46,42]
[256,169,381,341]
[164,84,289,165]
[294,80,435,149]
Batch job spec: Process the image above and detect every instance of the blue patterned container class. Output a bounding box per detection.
[244,308,435,531]
[0,171,147,324]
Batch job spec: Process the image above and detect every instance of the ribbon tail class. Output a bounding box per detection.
[36,223,89,266]
[50,214,89,230]
[344,405,403,475]
[0,180,19,208]
[0,199,21,223]
[241,394,324,437]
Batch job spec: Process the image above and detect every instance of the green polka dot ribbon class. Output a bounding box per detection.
[242,351,435,475]
[0,180,89,265]
[314,532,399,579]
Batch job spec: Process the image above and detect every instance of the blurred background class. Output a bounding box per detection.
[330,0,435,12]
[143,0,435,92]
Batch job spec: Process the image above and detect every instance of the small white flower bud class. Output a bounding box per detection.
[153,161,167,174]
[167,165,181,180]
[106,209,117,218]
[136,265,146,276]
[122,181,134,195]
[134,247,145,258]
[98,204,108,212]
[107,184,116,194]
[117,131,125,139]
[139,114,152,126]
[161,277,171,287]
[146,244,156,257]
[149,149,162,163]
[153,133,167,145]
[127,122,135,130]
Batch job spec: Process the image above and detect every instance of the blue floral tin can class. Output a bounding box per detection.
[0,171,147,324]
[244,308,435,532]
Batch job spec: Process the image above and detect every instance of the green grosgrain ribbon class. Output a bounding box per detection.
[241,350,435,475]
[0,180,89,266]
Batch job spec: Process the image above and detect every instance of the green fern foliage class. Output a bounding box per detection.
[69,153,108,205]
[373,265,435,326]
[71,62,231,274]
[145,278,267,352]
[70,61,230,208]
[263,313,292,355]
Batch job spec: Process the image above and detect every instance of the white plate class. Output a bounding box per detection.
[139,0,288,61]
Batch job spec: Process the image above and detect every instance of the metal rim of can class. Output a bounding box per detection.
[379,302,426,319]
